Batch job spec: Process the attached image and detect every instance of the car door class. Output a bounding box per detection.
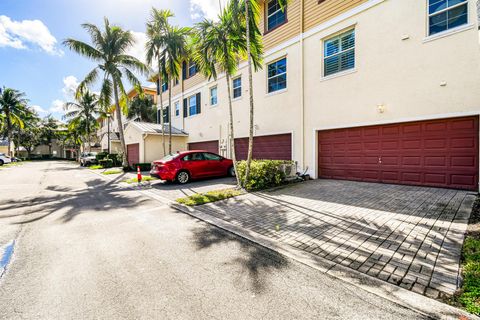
[182,153,208,178]
[203,152,225,176]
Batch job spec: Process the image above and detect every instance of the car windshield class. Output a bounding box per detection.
[83,152,97,157]
[160,153,180,162]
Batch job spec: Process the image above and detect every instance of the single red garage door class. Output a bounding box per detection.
[318,116,479,191]
[127,143,140,165]
[235,133,292,160]
[188,140,219,154]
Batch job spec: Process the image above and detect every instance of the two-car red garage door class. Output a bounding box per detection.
[318,116,479,191]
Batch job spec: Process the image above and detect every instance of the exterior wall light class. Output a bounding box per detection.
[377,104,386,113]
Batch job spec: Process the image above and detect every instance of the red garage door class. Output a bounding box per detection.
[318,116,479,191]
[127,143,139,165]
[235,133,292,160]
[188,140,219,154]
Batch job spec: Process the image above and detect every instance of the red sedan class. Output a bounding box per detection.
[150,150,235,184]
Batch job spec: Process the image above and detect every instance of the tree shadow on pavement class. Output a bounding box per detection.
[191,224,289,294]
[0,178,150,224]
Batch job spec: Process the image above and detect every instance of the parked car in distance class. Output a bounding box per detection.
[80,152,98,167]
[0,153,12,166]
[150,150,235,184]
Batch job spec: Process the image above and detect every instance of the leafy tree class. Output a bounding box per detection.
[146,9,173,156]
[38,116,60,155]
[0,87,28,156]
[11,107,40,157]
[127,95,156,123]
[64,90,101,152]
[63,18,149,167]
[192,1,250,188]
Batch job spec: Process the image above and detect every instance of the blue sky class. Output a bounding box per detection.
[0,0,223,119]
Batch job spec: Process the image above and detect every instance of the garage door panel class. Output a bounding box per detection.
[188,140,219,154]
[127,143,139,165]
[318,116,478,190]
[235,133,291,161]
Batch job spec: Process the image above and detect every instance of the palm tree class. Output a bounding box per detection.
[242,0,288,187]
[63,18,149,167]
[0,87,28,156]
[64,90,101,152]
[39,116,59,155]
[146,9,173,156]
[127,95,156,123]
[192,2,249,188]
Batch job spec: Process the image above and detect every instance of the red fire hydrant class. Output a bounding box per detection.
[137,166,142,183]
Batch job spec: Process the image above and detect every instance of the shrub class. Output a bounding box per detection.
[98,159,113,168]
[236,160,294,191]
[133,163,151,171]
[177,189,243,206]
[95,152,109,161]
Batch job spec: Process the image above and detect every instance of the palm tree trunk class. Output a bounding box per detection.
[113,79,128,167]
[168,77,172,154]
[158,69,166,157]
[87,120,91,152]
[244,0,255,188]
[6,110,12,157]
[226,73,241,188]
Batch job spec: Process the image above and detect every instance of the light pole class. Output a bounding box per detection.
[107,114,111,154]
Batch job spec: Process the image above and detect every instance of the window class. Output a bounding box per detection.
[203,153,222,160]
[161,81,168,93]
[188,61,198,78]
[323,29,355,77]
[163,106,170,124]
[428,0,468,35]
[189,95,197,116]
[233,77,242,99]
[267,0,286,31]
[267,58,287,93]
[210,86,218,105]
[182,153,204,161]
[174,101,180,117]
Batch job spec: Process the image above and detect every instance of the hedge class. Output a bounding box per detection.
[236,160,295,191]
[98,159,113,168]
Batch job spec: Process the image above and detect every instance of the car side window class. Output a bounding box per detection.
[182,153,204,161]
[203,153,222,161]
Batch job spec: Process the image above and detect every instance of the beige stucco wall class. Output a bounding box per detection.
[302,0,480,177]
[144,135,188,163]
[0,146,8,154]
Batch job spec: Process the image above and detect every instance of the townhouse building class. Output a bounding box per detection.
[149,0,480,191]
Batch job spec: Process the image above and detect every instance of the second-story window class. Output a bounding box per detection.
[188,61,198,78]
[323,29,355,77]
[161,81,168,93]
[175,101,180,117]
[163,106,169,124]
[210,86,218,106]
[267,0,286,31]
[428,0,468,35]
[233,77,242,99]
[268,57,287,93]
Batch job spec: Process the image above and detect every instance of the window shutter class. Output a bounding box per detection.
[157,109,161,124]
[196,93,201,114]
[183,98,188,118]
[182,61,187,80]
[156,79,160,95]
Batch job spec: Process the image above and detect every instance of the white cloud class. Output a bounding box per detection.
[31,105,47,114]
[62,75,79,99]
[50,99,65,113]
[0,15,63,56]
[190,0,228,21]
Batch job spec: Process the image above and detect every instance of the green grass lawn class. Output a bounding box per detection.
[102,169,123,175]
[0,162,24,168]
[89,165,104,169]
[448,197,480,315]
[176,188,243,206]
[121,176,157,184]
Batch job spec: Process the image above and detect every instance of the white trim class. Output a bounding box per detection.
[266,88,288,97]
[311,110,480,178]
[267,56,288,94]
[321,68,357,82]
[423,23,474,43]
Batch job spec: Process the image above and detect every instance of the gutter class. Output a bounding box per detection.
[300,0,305,171]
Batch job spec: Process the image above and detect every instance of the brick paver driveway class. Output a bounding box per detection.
[193,179,476,298]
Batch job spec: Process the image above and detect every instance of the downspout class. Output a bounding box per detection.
[143,133,149,163]
[299,0,306,172]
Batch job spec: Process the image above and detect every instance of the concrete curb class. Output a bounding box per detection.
[85,168,478,319]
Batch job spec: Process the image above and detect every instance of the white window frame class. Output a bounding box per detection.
[174,101,180,117]
[427,0,469,36]
[322,29,356,78]
[210,86,218,106]
[188,95,198,116]
[232,77,242,99]
[267,57,287,94]
[267,0,286,31]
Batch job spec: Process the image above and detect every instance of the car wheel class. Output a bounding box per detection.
[0,160,3,166]
[176,171,190,184]
[228,166,236,177]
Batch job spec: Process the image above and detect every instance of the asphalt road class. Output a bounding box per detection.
[0,161,426,320]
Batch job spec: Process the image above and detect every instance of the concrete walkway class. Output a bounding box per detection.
[191,179,476,298]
